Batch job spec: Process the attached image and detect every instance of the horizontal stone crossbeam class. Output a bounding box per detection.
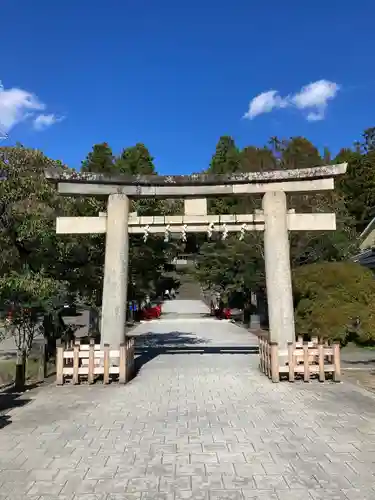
[56,212,336,234]
[45,164,347,198]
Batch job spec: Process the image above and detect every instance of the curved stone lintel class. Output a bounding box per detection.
[45,163,347,186]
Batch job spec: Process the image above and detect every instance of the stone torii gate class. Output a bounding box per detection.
[45,163,347,363]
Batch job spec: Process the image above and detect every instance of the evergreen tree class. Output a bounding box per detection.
[336,147,375,233]
[362,127,375,153]
[115,143,155,175]
[281,137,323,170]
[209,136,239,174]
[81,142,114,173]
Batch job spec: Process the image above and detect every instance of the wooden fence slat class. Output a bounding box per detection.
[318,343,325,382]
[261,339,266,373]
[56,346,64,385]
[103,344,110,384]
[72,343,80,385]
[130,337,135,376]
[88,338,95,384]
[119,343,126,384]
[288,342,295,382]
[303,343,310,382]
[333,343,341,382]
[262,340,266,375]
[126,338,135,381]
[270,342,279,383]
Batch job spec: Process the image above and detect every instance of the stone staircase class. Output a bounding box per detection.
[177,273,202,301]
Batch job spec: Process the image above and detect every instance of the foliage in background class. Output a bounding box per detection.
[293,262,375,344]
[0,270,68,356]
[195,236,264,308]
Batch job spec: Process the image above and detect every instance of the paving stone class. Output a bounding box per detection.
[191,453,219,463]
[38,496,73,500]
[85,466,118,479]
[308,490,348,500]
[253,474,288,490]
[27,480,66,496]
[72,495,108,500]
[141,494,174,500]
[191,474,224,489]
[177,463,206,475]
[276,491,313,500]
[60,479,98,495]
[159,475,192,491]
[283,472,320,489]
[127,476,160,492]
[209,491,244,500]
[344,488,375,500]
[107,495,141,500]
[205,463,235,476]
[94,477,129,493]
[175,491,209,500]
[242,491,279,500]
[222,475,256,489]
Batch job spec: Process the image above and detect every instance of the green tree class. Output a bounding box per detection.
[0,270,68,389]
[195,236,264,308]
[0,145,107,308]
[281,137,323,170]
[362,127,375,153]
[115,143,155,175]
[335,147,375,233]
[293,262,375,345]
[209,136,239,174]
[207,136,243,214]
[81,142,114,173]
[240,146,276,172]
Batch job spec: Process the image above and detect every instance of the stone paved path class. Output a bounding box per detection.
[1,300,375,499]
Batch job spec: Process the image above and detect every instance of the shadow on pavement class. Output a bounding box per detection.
[134,330,258,375]
[343,359,375,366]
[0,385,35,430]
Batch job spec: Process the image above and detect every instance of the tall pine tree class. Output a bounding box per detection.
[208,136,239,174]
[115,143,155,175]
[81,143,114,173]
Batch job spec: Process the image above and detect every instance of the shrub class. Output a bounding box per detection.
[292,261,375,345]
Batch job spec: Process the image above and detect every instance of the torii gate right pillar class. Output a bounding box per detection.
[263,191,295,361]
[101,194,130,348]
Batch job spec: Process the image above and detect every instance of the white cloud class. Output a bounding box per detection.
[243,79,340,122]
[291,80,340,121]
[243,90,287,119]
[33,113,64,130]
[0,80,64,135]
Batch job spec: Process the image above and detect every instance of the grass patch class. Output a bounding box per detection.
[0,357,55,386]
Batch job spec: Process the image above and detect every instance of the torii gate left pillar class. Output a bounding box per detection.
[101,194,129,348]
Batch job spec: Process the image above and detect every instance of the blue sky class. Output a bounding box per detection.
[1,0,375,174]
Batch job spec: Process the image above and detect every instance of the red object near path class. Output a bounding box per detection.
[223,308,231,319]
[141,304,162,320]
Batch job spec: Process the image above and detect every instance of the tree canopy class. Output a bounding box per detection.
[293,262,375,344]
